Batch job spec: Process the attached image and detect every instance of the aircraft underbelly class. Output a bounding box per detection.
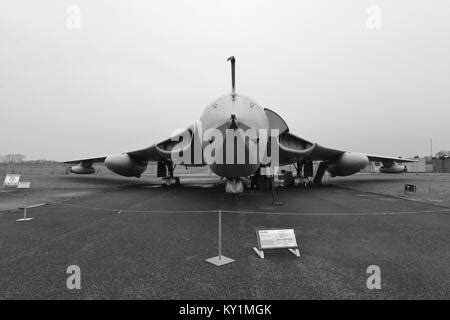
[208,133,260,178]
[210,163,259,178]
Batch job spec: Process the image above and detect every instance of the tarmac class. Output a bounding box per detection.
[0,173,449,299]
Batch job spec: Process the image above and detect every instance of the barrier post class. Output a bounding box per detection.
[206,210,234,266]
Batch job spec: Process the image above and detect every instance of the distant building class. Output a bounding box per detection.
[363,156,450,173]
[364,158,428,173]
[403,158,427,172]
[432,158,450,173]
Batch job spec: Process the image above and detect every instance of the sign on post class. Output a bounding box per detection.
[3,174,21,188]
[253,228,300,259]
[16,181,33,222]
[17,182,31,189]
[404,184,416,193]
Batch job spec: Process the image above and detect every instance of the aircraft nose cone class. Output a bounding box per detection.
[199,94,270,135]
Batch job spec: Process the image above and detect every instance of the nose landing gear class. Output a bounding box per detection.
[162,176,180,186]
[225,178,244,193]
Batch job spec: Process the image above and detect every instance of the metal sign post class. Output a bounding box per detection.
[268,167,284,206]
[17,182,33,222]
[206,210,234,266]
[271,174,284,205]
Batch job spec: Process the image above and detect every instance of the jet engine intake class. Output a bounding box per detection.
[70,165,95,174]
[379,164,407,174]
[327,152,369,177]
[105,154,147,177]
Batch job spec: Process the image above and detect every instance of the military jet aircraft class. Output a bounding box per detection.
[65,57,414,193]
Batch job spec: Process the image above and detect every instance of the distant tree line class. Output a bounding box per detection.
[0,154,59,164]
[0,154,26,163]
[435,150,450,159]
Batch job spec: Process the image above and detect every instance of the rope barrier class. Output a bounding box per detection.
[2,187,450,216]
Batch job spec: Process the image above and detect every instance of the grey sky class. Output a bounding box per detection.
[1,0,449,161]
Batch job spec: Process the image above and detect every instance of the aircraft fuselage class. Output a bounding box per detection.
[199,94,270,178]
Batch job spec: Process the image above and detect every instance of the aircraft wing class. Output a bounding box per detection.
[63,146,162,166]
[64,156,107,165]
[263,108,416,166]
[277,131,416,165]
[365,154,416,164]
[64,124,195,165]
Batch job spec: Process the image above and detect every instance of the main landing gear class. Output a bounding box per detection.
[277,160,328,187]
[288,160,313,187]
[157,161,180,186]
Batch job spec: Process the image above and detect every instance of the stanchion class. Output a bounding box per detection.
[271,170,284,206]
[206,210,234,266]
[17,191,33,222]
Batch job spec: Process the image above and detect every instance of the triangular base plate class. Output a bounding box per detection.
[206,256,235,266]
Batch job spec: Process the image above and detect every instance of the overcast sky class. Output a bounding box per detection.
[1,0,449,161]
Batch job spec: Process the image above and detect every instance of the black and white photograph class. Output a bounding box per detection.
[1,0,449,309]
